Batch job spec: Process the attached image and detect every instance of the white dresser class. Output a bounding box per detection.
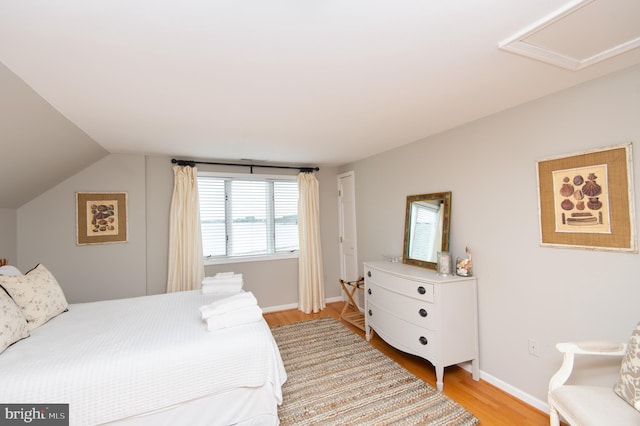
[364,260,479,391]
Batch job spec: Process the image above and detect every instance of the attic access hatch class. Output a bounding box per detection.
[499,0,640,71]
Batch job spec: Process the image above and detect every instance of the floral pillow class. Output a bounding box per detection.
[0,285,29,353]
[613,321,640,412]
[0,264,68,331]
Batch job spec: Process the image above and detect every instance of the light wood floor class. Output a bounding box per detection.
[264,301,550,426]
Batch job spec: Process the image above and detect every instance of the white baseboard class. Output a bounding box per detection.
[457,362,549,414]
[262,296,344,314]
[261,303,297,313]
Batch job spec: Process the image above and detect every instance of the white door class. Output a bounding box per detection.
[338,171,358,284]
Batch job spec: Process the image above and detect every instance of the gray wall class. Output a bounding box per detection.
[144,156,173,296]
[0,208,17,264]
[17,154,148,302]
[17,154,342,308]
[340,63,640,408]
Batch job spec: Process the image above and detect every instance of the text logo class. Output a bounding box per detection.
[1,404,68,425]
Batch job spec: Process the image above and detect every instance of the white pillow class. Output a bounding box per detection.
[0,286,29,353]
[613,321,640,412]
[0,264,68,330]
[0,265,23,276]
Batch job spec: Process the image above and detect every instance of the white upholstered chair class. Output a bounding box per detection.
[548,323,640,426]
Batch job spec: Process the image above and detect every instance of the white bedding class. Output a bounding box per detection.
[0,290,287,425]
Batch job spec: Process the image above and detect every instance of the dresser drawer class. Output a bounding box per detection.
[366,281,436,330]
[367,301,435,359]
[365,266,434,302]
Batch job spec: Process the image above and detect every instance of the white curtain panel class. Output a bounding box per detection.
[297,172,325,314]
[167,165,204,293]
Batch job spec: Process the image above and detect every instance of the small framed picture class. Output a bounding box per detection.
[76,192,128,245]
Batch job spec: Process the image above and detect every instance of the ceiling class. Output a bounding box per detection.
[1,1,639,176]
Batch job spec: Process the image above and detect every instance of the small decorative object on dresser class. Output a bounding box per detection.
[436,251,453,276]
[456,247,473,277]
[364,260,479,391]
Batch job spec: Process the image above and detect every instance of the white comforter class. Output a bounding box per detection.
[0,290,287,425]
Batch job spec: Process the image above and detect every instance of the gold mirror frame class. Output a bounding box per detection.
[402,192,452,270]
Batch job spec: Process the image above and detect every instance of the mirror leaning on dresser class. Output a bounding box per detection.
[364,260,479,391]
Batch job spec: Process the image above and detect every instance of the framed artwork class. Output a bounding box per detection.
[536,143,636,252]
[76,192,128,245]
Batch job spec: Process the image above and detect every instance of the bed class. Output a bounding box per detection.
[0,265,287,426]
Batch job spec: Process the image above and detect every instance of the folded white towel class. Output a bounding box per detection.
[204,305,263,331]
[202,281,243,295]
[199,291,258,319]
[202,273,243,285]
[202,273,244,294]
[204,277,243,287]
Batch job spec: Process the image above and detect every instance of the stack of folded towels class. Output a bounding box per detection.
[199,291,263,332]
[201,271,243,295]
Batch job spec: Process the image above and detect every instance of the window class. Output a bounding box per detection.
[197,173,299,262]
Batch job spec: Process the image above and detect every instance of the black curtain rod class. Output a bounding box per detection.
[171,158,319,174]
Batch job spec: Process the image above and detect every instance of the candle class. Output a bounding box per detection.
[437,251,452,276]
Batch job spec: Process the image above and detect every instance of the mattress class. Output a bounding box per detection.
[0,290,287,425]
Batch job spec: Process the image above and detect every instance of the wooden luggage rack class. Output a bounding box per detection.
[339,277,365,331]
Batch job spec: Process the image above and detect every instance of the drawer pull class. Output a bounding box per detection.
[417,286,426,295]
[368,309,373,316]
[367,288,372,295]
[419,308,428,317]
[367,271,372,278]
[419,336,428,345]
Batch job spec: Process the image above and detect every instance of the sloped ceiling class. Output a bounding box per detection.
[0,0,639,208]
[0,62,107,208]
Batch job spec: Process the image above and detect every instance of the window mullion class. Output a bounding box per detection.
[266,181,275,253]
[224,179,232,256]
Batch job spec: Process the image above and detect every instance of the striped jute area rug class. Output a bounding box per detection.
[271,317,479,425]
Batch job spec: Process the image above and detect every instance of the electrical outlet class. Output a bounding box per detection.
[528,338,539,357]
